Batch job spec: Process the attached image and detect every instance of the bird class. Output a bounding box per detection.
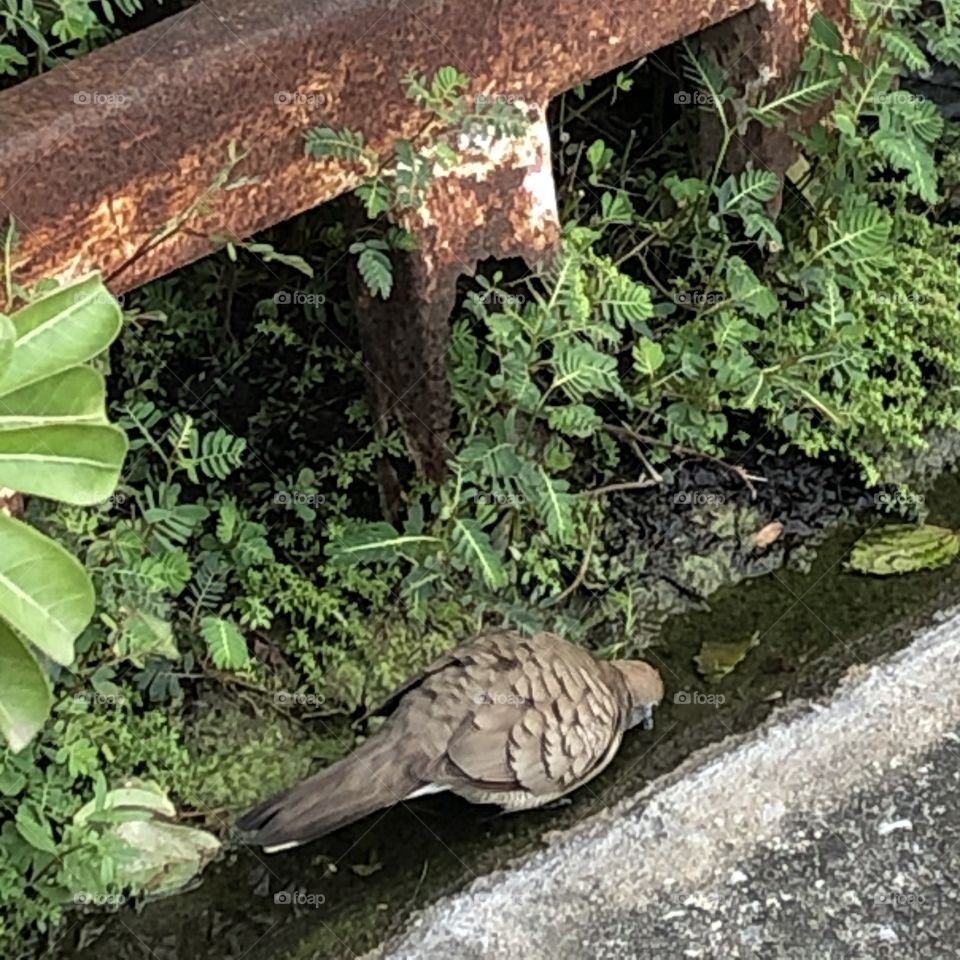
[237,630,664,851]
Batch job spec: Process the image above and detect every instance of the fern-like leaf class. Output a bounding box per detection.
[304,126,367,161]
[353,246,393,299]
[450,518,507,589]
[184,428,246,482]
[880,28,929,71]
[715,170,780,214]
[750,75,840,127]
[550,341,624,402]
[200,616,249,670]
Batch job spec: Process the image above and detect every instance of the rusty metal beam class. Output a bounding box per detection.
[0,0,831,479]
[0,0,757,297]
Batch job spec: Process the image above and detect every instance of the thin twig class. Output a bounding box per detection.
[603,423,767,498]
[584,479,658,498]
[544,518,597,607]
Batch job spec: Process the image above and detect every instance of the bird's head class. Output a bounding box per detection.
[611,659,665,730]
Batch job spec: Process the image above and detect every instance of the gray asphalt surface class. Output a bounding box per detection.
[376,607,960,959]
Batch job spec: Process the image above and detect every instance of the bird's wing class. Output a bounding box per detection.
[425,633,625,797]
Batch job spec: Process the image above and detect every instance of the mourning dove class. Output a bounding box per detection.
[237,631,664,851]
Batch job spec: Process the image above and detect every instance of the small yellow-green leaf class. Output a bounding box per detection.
[845,524,960,576]
[694,630,760,684]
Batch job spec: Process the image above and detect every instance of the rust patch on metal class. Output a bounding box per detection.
[354,108,559,481]
[0,0,754,299]
[0,0,819,477]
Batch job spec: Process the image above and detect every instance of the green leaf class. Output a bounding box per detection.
[694,630,760,683]
[725,257,778,319]
[0,424,127,504]
[815,206,892,269]
[112,818,220,896]
[598,190,634,224]
[327,521,441,564]
[663,174,708,204]
[450,518,507,589]
[873,128,938,203]
[0,621,52,753]
[0,275,122,399]
[524,465,575,543]
[304,126,366,161]
[586,139,610,176]
[550,341,624,402]
[15,804,58,854]
[546,403,602,438]
[183,427,246,482]
[715,170,779,214]
[0,511,94,665]
[354,247,393,299]
[809,12,842,50]
[845,524,960,576]
[0,312,14,379]
[880,28,928,71]
[74,779,176,827]
[749,75,840,127]
[121,609,179,665]
[633,337,665,376]
[199,616,249,670]
[0,366,107,428]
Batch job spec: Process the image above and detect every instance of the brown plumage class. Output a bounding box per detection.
[237,631,664,851]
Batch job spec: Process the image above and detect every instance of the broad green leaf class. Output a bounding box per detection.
[0,312,14,379]
[0,423,127,504]
[0,275,122,398]
[845,524,960,576]
[694,631,760,683]
[0,511,93,664]
[451,519,507,589]
[809,12,842,50]
[199,616,249,670]
[0,621,52,753]
[0,366,107,428]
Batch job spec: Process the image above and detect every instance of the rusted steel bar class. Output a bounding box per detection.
[0,0,757,298]
[0,0,831,477]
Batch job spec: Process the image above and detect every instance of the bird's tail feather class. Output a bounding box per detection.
[236,733,422,850]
